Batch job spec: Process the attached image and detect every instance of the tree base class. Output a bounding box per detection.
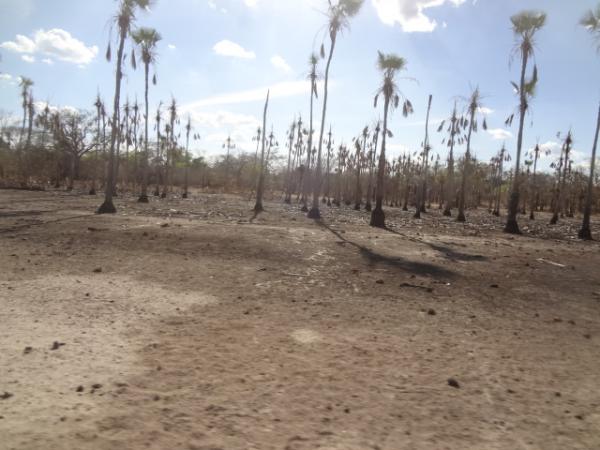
[301,204,308,212]
[413,210,421,219]
[327,199,332,207]
[504,218,521,234]
[529,212,535,220]
[443,209,451,217]
[456,212,466,223]
[182,193,188,199]
[370,208,385,228]
[354,204,361,211]
[284,197,291,204]
[402,206,408,212]
[138,195,149,204]
[254,204,264,213]
[97,201,117,215]
[549,214,558,225]
[89,189,96,195]
[322,197,327,204]
[365,203,372,212]
[307,207,321,219]
[578,227,593,240]
[161,193,167,199]
[492,210,500,217]
[153,189,160,197]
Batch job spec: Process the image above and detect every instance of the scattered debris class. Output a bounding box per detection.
[536,258,566,268]
[447,378,460,389]
[50,341,65,350]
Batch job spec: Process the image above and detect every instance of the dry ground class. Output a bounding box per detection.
[1,188,599,450]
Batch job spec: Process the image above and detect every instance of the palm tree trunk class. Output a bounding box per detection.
[505,50,529,233]
[139,63,150,203]
[578,102,600,239]
[457,108,475,222]
[254,91,270,213]
[370,96,390,228]
[308,36,337,219]
[98,29,126,214]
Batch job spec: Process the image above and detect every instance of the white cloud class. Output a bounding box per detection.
[244,0,258,7]
[168,44,176,50]
[184,79,327,108]
[1,29,98,65]
[371,0,467,32]
[208,0,217,9]
[271,55,292,73]
[213,39,255,59]
[42,58,53,65]
[478,106,493,115]
[0,73,13,82]
[22,54,35,63]
[487,128,513,140]
[177,108,261,155]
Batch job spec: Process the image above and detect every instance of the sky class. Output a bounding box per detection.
[0,0,599,171]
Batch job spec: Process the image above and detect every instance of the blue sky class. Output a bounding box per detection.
[0,0,599,171]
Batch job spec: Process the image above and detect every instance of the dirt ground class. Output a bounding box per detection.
[1,188,599,450]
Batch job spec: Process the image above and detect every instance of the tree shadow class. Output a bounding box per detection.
[384,227,487,263]
[316,220,456,279]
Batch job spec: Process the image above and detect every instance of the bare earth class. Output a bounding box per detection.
[1,189,599,450]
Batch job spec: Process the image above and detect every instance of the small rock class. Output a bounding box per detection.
[490,284,499,288]
[76,386,84,393]
[160,223,169,228]
[0,392,13,400]
[376,279,384,284]
[427,309,436,316]
[447,378,460,389]
[23,346,33,355]
[575,414,584,420]
[583,334,591,339]
[93,267,102,273]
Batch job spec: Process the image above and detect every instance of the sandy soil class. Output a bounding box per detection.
[1,188,599,450]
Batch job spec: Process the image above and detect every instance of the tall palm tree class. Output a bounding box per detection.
[254,91,270,213]
[370,51,413,228]
[302,53,320,212]
[98,0,152,214]
[17,76,33,185]
[579,5,600,240]
[183,115,192,199]
[504,10,546,233]
[457,87,486,222]
[414,94,432,219]
[132,26,161,203]
[18,77,33,145]
[308,0,364,219]
[440,102,460,216]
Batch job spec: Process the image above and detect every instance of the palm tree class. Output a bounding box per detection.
[414,94,433,219]
[162,97,177,198]
[439,102,461,216]
[183,115,192,199]
[132,26,161,203]
[578,5,600,240]
[254,91,270,213]
[18,77,33,145]
[457,87,487,222]
[302,53,320,212]
[308,0,364,219]
[370,51,413,228]
[504,10,546,233]
[98,0,152,214]
[17,76,33,185]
